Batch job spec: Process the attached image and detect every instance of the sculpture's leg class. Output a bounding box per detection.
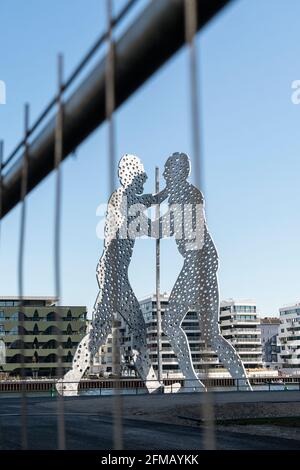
[122,292,162,393]
[210,331,252,391]
[162,297,206,393]
[56,298,113,396]
[200,273,252,391]
[56,333,91,396]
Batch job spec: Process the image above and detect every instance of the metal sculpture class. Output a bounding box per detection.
[160,152,252,391]
[56,154,165,396]
[57,151,252,396]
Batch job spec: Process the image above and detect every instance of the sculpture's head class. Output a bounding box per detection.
[163,152,190,188]
[118,154,147,194]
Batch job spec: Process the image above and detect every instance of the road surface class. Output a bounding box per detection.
[0,394,300,450]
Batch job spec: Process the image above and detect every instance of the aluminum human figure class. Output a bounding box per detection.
[160,152,252,392]
[56,154,166,396]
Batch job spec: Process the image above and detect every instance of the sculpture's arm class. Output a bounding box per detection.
[138,188,168,208]
[155,188,168,205]
[127,202,174,240]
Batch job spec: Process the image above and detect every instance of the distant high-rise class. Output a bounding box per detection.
[260,317,281,368]
[142,294,263,377]
[92,294,266,378]
[278,302,300,374]
[220,299,263,370]
[140,293,211,378]
[91,316,132,377]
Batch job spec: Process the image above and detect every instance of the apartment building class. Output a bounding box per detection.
[0,296,87,377]
[278,302,300,374]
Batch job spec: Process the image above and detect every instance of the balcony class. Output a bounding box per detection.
[230,338,262,344]
[5,348,76,356]
[222,329,261,335]
[238,350,262,355]
[2,334,83,342]
[3,362,72,371]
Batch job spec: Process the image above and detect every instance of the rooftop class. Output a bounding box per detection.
[279,302,300,311]
[221,298,256,307]
[139,293,170,303]
[0,297,87,308]
[0,296,58,302]
[0,296,58,306]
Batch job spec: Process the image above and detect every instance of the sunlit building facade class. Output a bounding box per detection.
[278,302,300,374]
[0,296,87,377]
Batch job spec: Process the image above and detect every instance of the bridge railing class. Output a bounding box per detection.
[0,377,300,396]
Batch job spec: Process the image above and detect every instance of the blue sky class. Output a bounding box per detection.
[0,0,299,317]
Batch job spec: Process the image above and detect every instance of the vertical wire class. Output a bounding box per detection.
[19,103,30,450]
[0,141,2,379]
[155,167,163,384]
[184,0,203,191]
[0,141,3,244]
[184,0,216,450]
[106,0,116,193]
[54,53,66,450]
[106,0,123,450]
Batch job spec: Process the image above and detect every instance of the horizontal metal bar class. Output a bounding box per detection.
[1,0,232,219]
[1,0,139,171]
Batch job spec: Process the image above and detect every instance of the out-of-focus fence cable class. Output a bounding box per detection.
[19,103,30,450]
[106,0,123,451]
[0,140,3,243]
[54,53,66,450]
[184,0,216,450]
[155,167,163,383]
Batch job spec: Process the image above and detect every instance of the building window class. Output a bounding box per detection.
[8,326,18,335]
[66,324,73,335]
[33,311,40,321]
[33,324,39,335]
[46,312,57,321]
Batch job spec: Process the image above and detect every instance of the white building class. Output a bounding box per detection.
[141,294,264,378]
[90,317,133,377]
[140,293,219,379]
[220,299,263,370]
[278,302,300,375]
[260,317,281,369]
[90,295,266,379]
